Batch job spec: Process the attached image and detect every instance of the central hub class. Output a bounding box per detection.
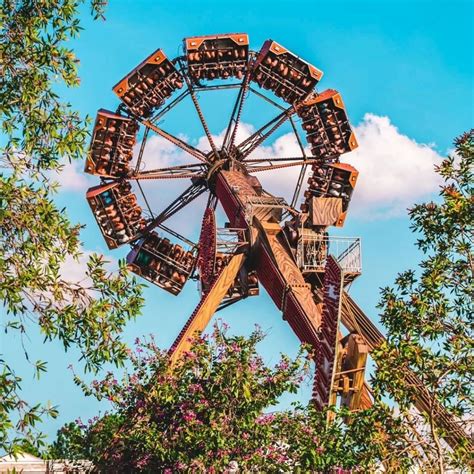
[205,149,246,189]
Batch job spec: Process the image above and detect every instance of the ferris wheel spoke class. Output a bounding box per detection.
[245,156,306,163]
[134,125,150,175]
[144,181,207,232]
[156,222,197,249]
[130,163,207,180]
[181,71,221,162]
[130,171,206,180]
[289,116,308,158]
[235,107,295,160]
[193,83,243,92]
[206,191,219,211]
[291,163,309,209]
[248,86,287,111]
[141,119,209,163]
[149,89,190,123]
[290,117,308,207]
[222,70,252,155]
[288,115,310,208]
[247,159,316,174]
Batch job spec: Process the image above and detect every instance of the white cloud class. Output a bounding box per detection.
[52,157,92,192]
[60,248,95,284]
[348,113,443,219]
[60,247,118,287]
[195,122,255,151]
[133,132,194,171]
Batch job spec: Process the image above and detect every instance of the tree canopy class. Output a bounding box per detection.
[373,130,473,471]
[0,0,144,455]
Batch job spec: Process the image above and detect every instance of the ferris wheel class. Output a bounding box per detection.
[83,34,472,447]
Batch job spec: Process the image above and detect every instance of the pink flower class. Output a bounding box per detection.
[183,410,197,422]
[189,383,203,394]
[219,320,230,331]
[276,360,289,371]
[249,359,260,372]
[302,425,313,435]
[135,454,151,469]
[255,413,276,425]
[230,342,241,353]
[75,417,85,428]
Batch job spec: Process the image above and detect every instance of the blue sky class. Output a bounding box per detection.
[2,0,473,442]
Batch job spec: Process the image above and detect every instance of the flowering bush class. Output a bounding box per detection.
[49,323,407,471]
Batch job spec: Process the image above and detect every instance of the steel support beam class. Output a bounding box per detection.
[235,108,295,160]
[142,120,208,163]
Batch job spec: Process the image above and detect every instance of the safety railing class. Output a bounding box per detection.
[297,235,361,274]
[216,228,248,255]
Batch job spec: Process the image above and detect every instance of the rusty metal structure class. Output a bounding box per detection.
[84,33,470,450]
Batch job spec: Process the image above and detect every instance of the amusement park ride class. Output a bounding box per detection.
[84,34,470,450]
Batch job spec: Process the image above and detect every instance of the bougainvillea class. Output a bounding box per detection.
[50,323,408,472]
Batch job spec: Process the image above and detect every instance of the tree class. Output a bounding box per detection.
[372,130,473,472]
[0,0,144,455]
[46,414,122,462]
[49,324,407,472]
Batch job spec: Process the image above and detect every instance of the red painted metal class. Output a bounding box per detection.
[312,256,344,410]
[215,172,248,229]
[197,208,217,287]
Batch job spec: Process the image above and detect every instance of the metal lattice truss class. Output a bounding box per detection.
[84,33,471,452]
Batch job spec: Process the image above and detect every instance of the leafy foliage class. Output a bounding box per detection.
[47,414,122,462]
[49,325,407,472]
[0,0,106,172]
[372,130,473,471]
[0,0,145,455]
